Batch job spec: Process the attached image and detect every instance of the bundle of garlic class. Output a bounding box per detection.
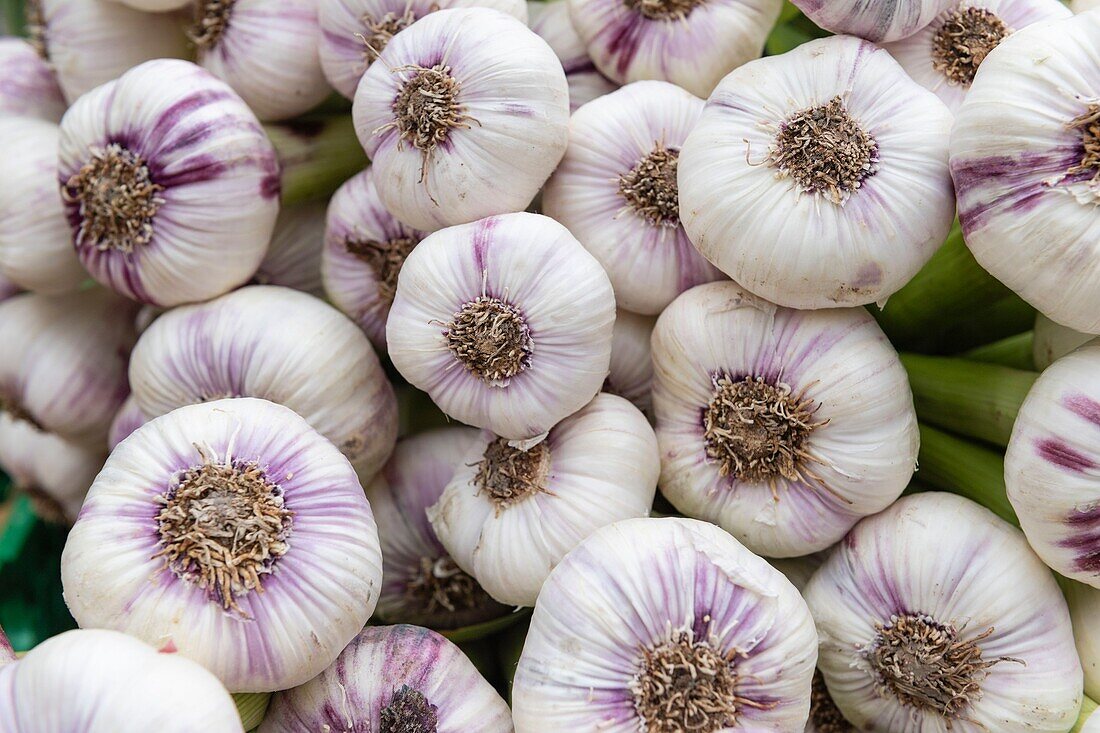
[791,0,956,41]
[527,0,617,112]
[605,310,656,416]
[1033,314,1091,370]
[251,203,326,296]
[0,38,65,121]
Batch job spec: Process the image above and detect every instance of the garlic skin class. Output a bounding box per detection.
[352,7,569,231]
[107,395,146,450]
[950,13,1100,334]
[61,397,383,692]
[606,310,656,417]
[652,282,918,558]
[1066,581,1100,701]
[1033,313,1092,371]
[429,393,658,607]
[527,0,617,111]
[387,212,615,440]
[0,629,243,732]
[128,285,397,479]
[0,39,65,121]
[792,0,956,41]
[566,0,781,99]
[57,59,280,307]
[542,81,723,315]
[513,517,818,731]
[1073,0,1100,11]
[679,36,956,310]
[252,203,326,296]
[804,492,1082,732]
[259,625,512,733]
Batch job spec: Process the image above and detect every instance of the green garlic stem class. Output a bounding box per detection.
[916,423,1017,526]
[232,692,271,731]
[1072,696,1099,733]
[265,116,368,206]
[963,331,1036,371]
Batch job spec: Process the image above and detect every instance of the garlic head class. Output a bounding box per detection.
[0,38,66,121]
[791,0,957,41]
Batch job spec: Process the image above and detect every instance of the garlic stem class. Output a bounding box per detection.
[916,423,1018,526]
[232,693,271,731]
[265,117,367,206]
[963,331,1036,371]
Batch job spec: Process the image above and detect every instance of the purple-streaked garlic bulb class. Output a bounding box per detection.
[258,625,512,733]
[512,517,819,731]
[0,38,65,121]
[61,397,383,692]
[950,12,1100,334]
[429,393,658,606]
[352,7,569,230]
[791,0,956,41]
[57,59,280,307]
[679,36,955,310]
[387,212,615,440]
[0,629,243,733]
[651,282,918,558]
[606,310,656,417]
[805,492,1083,732]
[1066,581,1100,702]
[884,0,1071,113]
[252,203,325,296]
[321,166,429,350]
[566,0,781,99]
[319,0,526,100]
[128,285,398,479]
[107,395,146,450]
[542,81,723,315]
[1033,314,1092,371]
[527,0,617,111]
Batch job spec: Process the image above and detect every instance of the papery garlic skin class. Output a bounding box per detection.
[543,81,723,315]
[805,493,1082,732]
[129,285,397,479]
[353,8,569,231]
[527,0,617,111]
[0,629,243,732]
[792,0,956,41]
[61,397,383,692]
[387,212,615,440]
[513,517,818,732]
[0,39,66,121]
[253,203,326,296]
[606,310,656,417]
[1034,313,1092,370]
[259,625,512,733]
[1066,581,1100,701]
[107,395,146,450]
[429,393,658,606]
[652,282,918,557]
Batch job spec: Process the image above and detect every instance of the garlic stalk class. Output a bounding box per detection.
[542,80,724,315]
[527,0,617,111]
[512,517,819,731]
[965,331,1036,371]
[0,38,65,121]
[679,36,956,310]
[352,7,569,230]
[1066,581,1100,703]
[264,116,368,206]
[652,281,918,557]
[388,212,616,440]
[61,397,384,692]
[606,310,656,417]
[107,395,146,450]
[804,492,1082,732]
[1035,313,1093,370]
[791,0,956,41]
[916,422,1019,526]
[258,624,512,732]
[252,203,326,296]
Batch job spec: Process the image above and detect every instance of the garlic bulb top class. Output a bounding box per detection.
[107,394,146,450]
[792,0,956,41]
[0,629,243,732]
[1066,581,1100,702]
[527,0,617,111]
[387,212,616,440]
[679,35,956,310]
[566,0,781,99]
[61,397,384,692]
[606,310,656,417]
[128,285,398,479]
[252,203,326,297]
[543,81,724,315]
[512,517,818,731]
[0,38,65,121]
[57,59,280,307]
[804,492,1082,732]
[352,7,569,231]
[258,625,512,733]
[1033,313,1092,371]
[950,12,1100,333]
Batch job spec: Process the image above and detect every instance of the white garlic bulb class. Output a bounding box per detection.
[652,282,918,558]
[792,0,956,41]
[387,212,615,440]
[107,395,146,450]
[0,629,243,732]
[58,59,280,307]
[1033,313,1092,371]
[252,203,326,296]
[1066,581,1100,702]
[543,81,723,315]
[258,625,512,733]
[429,393,658,606]
[1073,0,1100,11]
[606,309,656,417]
[62,397,384,692]
[950,12,1100,333]
[805,492,1082,732]
[513,517,819,731]
[527,0,617,111]
[679,35,956,310]
[128,285,397,479]
[0,38,65,121]
[566,0,781,99]
[352,7,569,230]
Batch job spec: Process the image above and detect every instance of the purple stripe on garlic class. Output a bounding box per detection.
[606,309,656,417]
[0,38,66,121]
[252,202,326,297]
[792,0,956,42]
[527,0,617,111]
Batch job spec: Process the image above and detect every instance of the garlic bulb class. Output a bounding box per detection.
[679,35,956,310]
[258,625,512,733]
[606,310,656,417]
[527,0,617,111]
[1033,313,1092,370]
[321,166,429,349]
[252,203,326,296]
[1066,581,1100,702]
[950,12,1100,333]
[128,285,397,479]
[1073,0,1100,11]
[542,81,723,315]
[884,0,1071,113]
[0,629,243,732]
[512,517,819,731]
[566,0,781,99]
[319,0,526,100]
[429,393,658,606]
[107,395,146,450]
[62,397,384,692]
[0,38,65,121]
[57,59,280,307]
[352,7,569,230]
[652,281,918,558]
[387,212,615,440]
[804,492,1082,732]
[791,0,956,41]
